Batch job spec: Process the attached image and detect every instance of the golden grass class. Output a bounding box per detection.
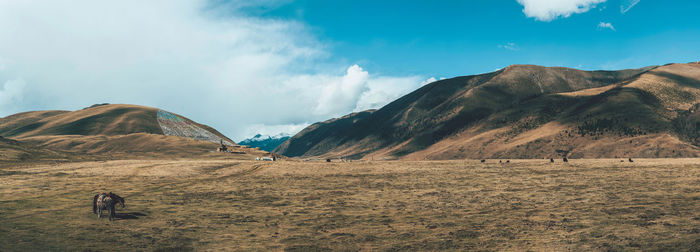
[1,158,699,251]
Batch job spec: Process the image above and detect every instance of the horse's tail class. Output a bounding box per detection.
[93,194,99,214]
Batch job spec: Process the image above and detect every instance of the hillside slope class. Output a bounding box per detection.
[275,63,700,159]
[0,104,241,158]
[0,136,63,162]
[0,104,234,144]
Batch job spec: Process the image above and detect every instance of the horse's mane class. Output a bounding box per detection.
[108,192,125,206]
[108,192,121,200]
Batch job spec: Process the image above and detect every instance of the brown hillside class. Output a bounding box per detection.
[0,105,160,138]
[275,63,700,159]
[0,136,70,163]
[274,110,375,157]
[0,104,242,158]
[16,134,252,159]
[0,104,234,144]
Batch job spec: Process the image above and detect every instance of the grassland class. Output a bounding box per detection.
[1,159,698,251]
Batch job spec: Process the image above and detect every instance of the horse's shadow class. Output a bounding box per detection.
[115,212,147,220]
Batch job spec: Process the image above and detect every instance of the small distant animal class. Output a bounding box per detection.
[326,159,331,162]
[628,158,634,162]
[217,140,228,152]
[480,159,486,163]
[563,157,568,162]
[550,158,554,163]
[621,160,625,162]
[506,160,510,163]
[499,160,502,163]
[93,192,125,221]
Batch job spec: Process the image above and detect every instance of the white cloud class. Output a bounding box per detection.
[516,0,607,21]
[420,77,438,86]
[354,75,425,112]
[597,22,616,31]
[0,79,26,115]
[314,65,370,115]
[498,42,519,51]
[0,0,426,140]
[620,0,640,13]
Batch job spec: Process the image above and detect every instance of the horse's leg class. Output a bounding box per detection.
[109,203,115,221]
[97,207,101,219]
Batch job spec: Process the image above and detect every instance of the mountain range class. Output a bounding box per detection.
[238,134,291,152]
[275,62,700,159]
[3,62,699,161]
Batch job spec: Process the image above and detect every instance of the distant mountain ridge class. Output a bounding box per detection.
[275,62,700,159]
[239,133,291,152]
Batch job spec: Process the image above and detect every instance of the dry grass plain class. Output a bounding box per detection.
[1,158,699,251]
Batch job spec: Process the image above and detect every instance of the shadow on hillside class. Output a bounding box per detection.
[649,71,700,88]
[116,212,147,220]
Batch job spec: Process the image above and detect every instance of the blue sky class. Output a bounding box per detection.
[246,0,700,77]
[0,0,698,140]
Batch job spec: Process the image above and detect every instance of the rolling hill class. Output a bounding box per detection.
[275,62,700,159]
[0,136,68,163]
[0,104,245,159]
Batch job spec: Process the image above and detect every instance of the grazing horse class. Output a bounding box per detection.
[93,192,125,221]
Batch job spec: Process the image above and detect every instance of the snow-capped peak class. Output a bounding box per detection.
[246,133,291,142]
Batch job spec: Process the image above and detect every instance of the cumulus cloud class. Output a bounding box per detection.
[620,0,640,13]
[0,0,426,141]
[516,0,607,21]
[597,22,616,31]
[354,75,426,112]
[314,65,370,115]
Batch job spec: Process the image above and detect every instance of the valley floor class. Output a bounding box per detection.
[1,159,699,251]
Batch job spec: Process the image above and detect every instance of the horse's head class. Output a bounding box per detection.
[109,192,125,208]
[117,196,125,208]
